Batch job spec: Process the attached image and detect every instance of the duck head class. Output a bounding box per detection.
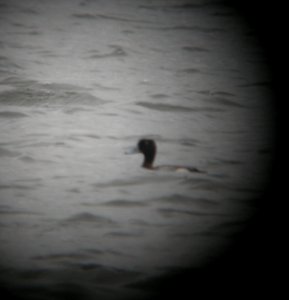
[137,139,156,169]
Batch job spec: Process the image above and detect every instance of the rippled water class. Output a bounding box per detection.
[0,0,273,299]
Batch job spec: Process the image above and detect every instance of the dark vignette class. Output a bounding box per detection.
[142,2,283,299]
[0,1,283,299]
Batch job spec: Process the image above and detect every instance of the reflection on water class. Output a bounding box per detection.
[0,0,273,299]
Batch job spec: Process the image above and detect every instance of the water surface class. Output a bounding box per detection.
[0,0,273,299]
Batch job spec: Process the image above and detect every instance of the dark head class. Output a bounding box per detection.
[138,139,157,169]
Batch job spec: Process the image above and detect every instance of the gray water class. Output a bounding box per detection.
[0,0,273,299]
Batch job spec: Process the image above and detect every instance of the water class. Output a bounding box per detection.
[0,0,273,299]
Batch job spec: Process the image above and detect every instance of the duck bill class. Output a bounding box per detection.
[124,145,139,155]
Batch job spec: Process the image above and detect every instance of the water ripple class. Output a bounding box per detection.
[0,80,106,106]
[136,101,224,113]
[85,45,127,59]
[0,111,29,118]
[101,199,148,208]
[61,212,116,227]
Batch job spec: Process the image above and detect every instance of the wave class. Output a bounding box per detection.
[72,12,153,24]
[157,207,219,218]
[105,231,143,238]
[135,101,224,113]
[61,212,116,227]
[211,91,236,97]
[19,155,56,164]
[0,183,36,190]
[149,93,170,99]
[0,55,23,72]
[92,175,176,189]
[19,7,39,15]
[140,3,216,11]
[176,68,201,75]
[0,111,28,118]
[0,78,106,106]
[182,46,209,52]
[194,90,243,108]
[72,11,223,35]
[0,147,20,157]
[238,81,272,88]
[84,45,127,59]
[151,194,218,207]
[0,207,41,216]
[180,177,227,191]
[101,199,148,208]
[34,252,90,262]
[210,97,244,108]
[136,102,195,113]
[0,264,145,300]
[137,25,225,33]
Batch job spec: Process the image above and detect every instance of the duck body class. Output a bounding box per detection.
[131,139,201,173]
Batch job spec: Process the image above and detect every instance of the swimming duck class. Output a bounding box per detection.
[128,139,201,172]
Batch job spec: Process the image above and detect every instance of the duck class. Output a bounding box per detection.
[127,139,201,173]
